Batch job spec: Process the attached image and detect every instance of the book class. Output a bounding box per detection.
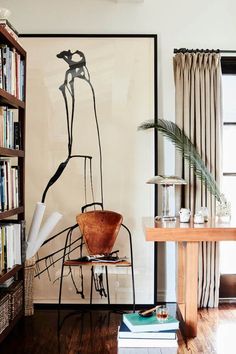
[118,337,178,348]
[119,322,176,339]
[0,222,23,271]
[0,277,14,288]
[75,254,127,263]
[123,313,179,333]
[92,256,127,263]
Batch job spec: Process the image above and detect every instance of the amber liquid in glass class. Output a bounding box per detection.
[157,313,168,319]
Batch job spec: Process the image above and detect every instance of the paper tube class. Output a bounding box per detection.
[29,212,63,258]
[27,202,46,243]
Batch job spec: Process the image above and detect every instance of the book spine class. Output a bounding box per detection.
[20,60,25,101]
[0,46,2,90]
[20,220,26,263]
[0,107,3,147]
[3,227,7,269]
[2,45,7,91]
[0,162,4,211]
[14,121,20,149]
[0,228,2,273]
[3,161,7,210]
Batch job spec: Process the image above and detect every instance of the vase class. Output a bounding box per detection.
[216,200,231,223]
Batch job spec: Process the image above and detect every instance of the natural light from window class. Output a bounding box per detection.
[220,75,236,274]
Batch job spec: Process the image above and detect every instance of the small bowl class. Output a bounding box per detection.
[138,309,155,317]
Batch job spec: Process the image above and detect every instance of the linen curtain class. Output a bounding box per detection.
[173,52,222,307]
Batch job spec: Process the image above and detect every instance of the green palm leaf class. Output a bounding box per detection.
[138,119,222,203]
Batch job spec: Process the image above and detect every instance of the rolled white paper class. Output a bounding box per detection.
[27,202,46,243]
[30,212,63,258]
[26,241,34,260]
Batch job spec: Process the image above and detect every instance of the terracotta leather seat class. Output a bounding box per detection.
[58,203,135,311]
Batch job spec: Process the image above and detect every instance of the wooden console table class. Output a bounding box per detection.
[145,217,236,338]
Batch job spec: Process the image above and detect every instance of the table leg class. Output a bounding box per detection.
[185,241,199,337]
[177,242,186,306]
[177,241,199,338]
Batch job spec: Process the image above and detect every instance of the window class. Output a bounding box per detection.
[219,58,236,298]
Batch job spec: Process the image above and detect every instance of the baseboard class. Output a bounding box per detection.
[219,298,236,303]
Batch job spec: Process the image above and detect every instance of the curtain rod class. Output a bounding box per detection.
[174,48,236,54]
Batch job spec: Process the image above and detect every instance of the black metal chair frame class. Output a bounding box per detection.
[58,202,135,312]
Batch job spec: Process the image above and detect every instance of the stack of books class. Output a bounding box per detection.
[0,159,19,211]
[0,42,25,100]
[0,107,21,149]
[0,222,24,272]
[118,312,179,352]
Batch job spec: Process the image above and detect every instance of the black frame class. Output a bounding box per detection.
[20,33,158,307]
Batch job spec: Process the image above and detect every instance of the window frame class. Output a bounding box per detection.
[219,56,236,298]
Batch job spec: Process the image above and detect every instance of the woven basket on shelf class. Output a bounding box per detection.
[24,257,36,316]
[0,293,9,334]
[8,280,24,320]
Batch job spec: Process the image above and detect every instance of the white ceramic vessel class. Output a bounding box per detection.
[179,208,191,223]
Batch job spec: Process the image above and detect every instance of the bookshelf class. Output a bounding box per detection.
[0,25,26,342]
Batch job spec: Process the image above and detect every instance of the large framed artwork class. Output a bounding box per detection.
[20,34,157,305]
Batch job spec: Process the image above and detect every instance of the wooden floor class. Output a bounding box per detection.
[0,304,236,353]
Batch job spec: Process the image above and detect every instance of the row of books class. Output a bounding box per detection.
[0,43,25,101]
[0,222,23,272]
[0,107,21,149]
[118,311,179,351]
[0,159,19,211]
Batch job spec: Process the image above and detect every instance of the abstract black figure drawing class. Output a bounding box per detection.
[35,49,105,299]
[41,49,103,206]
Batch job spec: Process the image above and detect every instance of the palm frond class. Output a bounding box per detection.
[138,119,222,203]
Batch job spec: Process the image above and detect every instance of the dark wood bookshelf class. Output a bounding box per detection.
[0,207,24,220]
[0,88,25,109]
[0,25,26,343]
[0,147,24,157]
[0,310,24,343]
[0,264,23,285]
[0,26,26,57]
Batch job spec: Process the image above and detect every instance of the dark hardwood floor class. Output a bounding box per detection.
[0,304,236,354]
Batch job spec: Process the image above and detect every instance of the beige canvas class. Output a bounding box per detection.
[21,36,156,304]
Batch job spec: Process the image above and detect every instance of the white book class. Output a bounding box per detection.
[11,49,16,97]
[6,225,14,268]
[118,337,178,348]
[6,159,12,210]
[13,223,21,265]
[119,323,176,339]
[3,160,7,210]
[11,167,15,208]
[15,167,19,207]
[118,348,177,354]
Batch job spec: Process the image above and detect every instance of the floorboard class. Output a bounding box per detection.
[0,304,235,353]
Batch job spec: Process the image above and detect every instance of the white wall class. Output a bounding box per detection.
[2,0,236,302]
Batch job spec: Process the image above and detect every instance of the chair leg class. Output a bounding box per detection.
[58,262,65,309]
[90,266,94,305]
[58,262,65,330]
[131,263,135,312]
[105,266,110,305]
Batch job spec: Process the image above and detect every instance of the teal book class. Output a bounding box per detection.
[123,313,179,333]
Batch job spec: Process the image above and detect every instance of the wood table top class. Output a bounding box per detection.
[144,217,236,242]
